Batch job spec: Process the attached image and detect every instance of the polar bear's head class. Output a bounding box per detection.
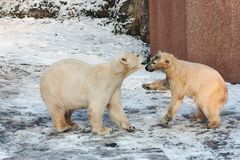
[113,53,144,76]
[145,51,176,72]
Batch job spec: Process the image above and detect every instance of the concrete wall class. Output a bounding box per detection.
[149,0,240,83]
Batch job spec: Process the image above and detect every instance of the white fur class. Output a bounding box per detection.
[40,53,143,134]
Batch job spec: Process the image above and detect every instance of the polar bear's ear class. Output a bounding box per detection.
[120,57,128,65]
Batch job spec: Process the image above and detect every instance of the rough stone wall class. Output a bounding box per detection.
[111,0,149,43]
[134,0,149,43]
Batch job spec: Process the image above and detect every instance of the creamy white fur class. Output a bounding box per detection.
[40,53,143,134]
[144,51,228,128]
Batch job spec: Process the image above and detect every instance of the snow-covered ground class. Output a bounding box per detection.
[0,17,240,160]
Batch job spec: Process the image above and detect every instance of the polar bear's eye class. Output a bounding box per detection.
[165,60,169,64]
[137,54,140,57]
[121,58,127,62]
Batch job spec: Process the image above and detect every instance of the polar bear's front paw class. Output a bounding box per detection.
[126,126,136,132]
[206,121,220,129]
[92,127,113,135]
[142,83,152,90]
[120,123,136,132]
[55,125,71,133]
[160,115,172,126]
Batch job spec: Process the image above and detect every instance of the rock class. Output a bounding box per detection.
[113,0,149,43]
[105,142,118,148]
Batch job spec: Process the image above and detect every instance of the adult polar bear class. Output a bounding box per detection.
[40,53,144,135]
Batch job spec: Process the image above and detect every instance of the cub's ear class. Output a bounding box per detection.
[157,50,162,54]
[120,57,128,65]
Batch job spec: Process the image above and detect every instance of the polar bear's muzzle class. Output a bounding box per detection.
[145,64,155,72]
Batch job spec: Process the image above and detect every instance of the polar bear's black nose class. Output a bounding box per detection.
[145,64,154,72]
[145,65,149,71]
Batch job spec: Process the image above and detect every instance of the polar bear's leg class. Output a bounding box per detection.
[88,102,112,135]
[200,92,223,129]
[206,113,220,129]
[201,105,221,129]
[160,95,183,126]
[49,104,71,132]
[108,88,135,132]
[65,110,78,129]
[142,79,170,91]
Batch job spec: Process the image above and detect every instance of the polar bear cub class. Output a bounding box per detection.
[40,53,143,135]
[145,51,228,128]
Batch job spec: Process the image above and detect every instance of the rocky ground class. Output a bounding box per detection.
[0,17,240,160]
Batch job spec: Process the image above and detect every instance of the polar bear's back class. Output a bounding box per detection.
[42,58,93,84]
[51,58,92,73]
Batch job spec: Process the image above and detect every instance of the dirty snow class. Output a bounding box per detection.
[0,17,240,160]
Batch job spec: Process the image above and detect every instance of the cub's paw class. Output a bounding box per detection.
[142,83,152,90]
[55,125,71,133]
[126,126,136,132]
[160,115,172,126]
[206,121,220,129]
[120,123,136,132]
[92,127,113,135]
[67,121,78,129]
